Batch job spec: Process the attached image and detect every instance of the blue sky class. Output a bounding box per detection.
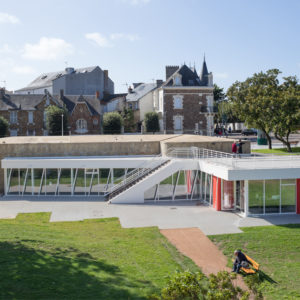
[0,0,299,93]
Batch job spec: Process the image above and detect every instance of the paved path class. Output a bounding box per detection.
[1,197,300,235]
[161,228,248,290]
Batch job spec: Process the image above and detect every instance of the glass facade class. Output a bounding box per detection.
[144,170,202,201]
[5,168,132,196]
[248,179,296,215]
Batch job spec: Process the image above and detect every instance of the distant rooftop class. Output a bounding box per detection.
[15,66,99,92]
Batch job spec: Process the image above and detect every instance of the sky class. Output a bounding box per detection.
[0,0,299,93]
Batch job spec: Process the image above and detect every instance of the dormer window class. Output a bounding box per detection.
[173,74,182,86]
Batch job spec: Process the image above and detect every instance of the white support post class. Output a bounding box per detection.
[245,180,249,216]
[4,168,7,196]
[32,168,34,195]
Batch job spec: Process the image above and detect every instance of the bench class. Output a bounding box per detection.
[240,255,260,274]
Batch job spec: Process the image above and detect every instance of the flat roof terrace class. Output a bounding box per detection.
[200,155,300,180]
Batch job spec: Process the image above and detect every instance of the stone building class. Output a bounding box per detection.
[15,66,114,99]
[156,59,215,135]
[0,88,101,136]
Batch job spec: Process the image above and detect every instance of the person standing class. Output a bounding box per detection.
[237,139,245,154]
[232,141,238,154]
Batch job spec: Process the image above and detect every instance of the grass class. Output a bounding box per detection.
[209,224,300,299]
[252,147,300,155]
[0,213,199,300]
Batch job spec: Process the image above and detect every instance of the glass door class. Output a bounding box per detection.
[235,181,245,212]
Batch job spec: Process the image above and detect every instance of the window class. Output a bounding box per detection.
[93,118,98,125]
[28,111,33,124]
[76,119,88,133]
[10,129,17,136]
[43,111,47,126]
[174,116,183,131]
[27,130,35,136]
[10,111,17,124]
[174,75,182,86]
[173,96,183,109]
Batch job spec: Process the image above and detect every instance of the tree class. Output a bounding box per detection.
[271,76,300,152]
[103,112,123,134]
[45,105,68,136]
[122,108,135,132]
[227,69,282,149]
[213,84,226,102]
[0,116,9,138]
[144,112,159,134]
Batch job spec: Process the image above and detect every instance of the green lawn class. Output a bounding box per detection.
[209,225,300,299]
[0,213,199,300]
[252,147,300,155]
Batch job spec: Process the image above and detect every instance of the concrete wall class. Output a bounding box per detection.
[53,67,114,98]
[139,92,154,122]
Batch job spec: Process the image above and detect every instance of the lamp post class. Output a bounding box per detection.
[61,114,64,136]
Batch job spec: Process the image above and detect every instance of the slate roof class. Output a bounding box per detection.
[164,64,204,87]
[0,94,59,111]
[102,93,127,103]
[15,66,98,92]
[126,83,157,102]
[58,95,101,116]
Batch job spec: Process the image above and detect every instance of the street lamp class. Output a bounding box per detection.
[61,114,64,136]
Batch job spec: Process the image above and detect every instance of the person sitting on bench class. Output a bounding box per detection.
[232,249,249,273]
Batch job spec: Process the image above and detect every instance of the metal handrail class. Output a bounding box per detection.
[105,154,168,195]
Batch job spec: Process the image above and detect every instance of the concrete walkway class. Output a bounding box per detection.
[1,197,300,234]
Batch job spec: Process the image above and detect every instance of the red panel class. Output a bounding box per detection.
[213,176,221,211]
[297,179,300,214]
[186,171,192,194]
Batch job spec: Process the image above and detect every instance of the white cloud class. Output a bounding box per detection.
[0,12,20,24]
[86,32,139,48]
[12,65,36,75]
[215,72,229,79]
[110,33,139,41]
[85,33,112,48]
[22,37,73,60]
[0,44,15,54]
[122,0,150,5]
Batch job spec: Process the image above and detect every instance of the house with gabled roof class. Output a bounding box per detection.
[0,88,102,136]
[155,59,215,135]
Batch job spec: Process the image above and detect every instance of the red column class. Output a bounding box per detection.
[213,176,221,211]
[297,179,300,214]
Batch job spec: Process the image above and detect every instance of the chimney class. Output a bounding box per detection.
[96,90,100,99]
[165,66,179,80]
[65,67,75,74]
[128,86,133,93]
[60,89,64,99]
[0,88,5,99]
[104,70,108,91]
[156,79,163,86]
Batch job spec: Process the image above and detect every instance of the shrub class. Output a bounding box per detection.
[0,116,9,138]
[144,112,159,133]
[103,112,123,134]
[150,270,249,300]
[46,105,68,136]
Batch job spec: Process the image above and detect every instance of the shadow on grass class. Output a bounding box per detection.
[0,241,151,300]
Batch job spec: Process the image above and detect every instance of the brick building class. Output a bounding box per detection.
[0,88,101,136]
[156,59,215,135]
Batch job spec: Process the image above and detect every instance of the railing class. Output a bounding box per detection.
[104,154,168,196]
[166,147,235,159]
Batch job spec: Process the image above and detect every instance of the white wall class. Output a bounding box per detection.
[139,92,155,122]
